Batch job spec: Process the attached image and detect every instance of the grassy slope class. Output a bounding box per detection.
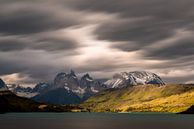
[81,84,194,113]
[0,91,83,113]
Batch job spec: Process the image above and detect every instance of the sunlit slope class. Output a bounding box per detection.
[81,84,194,113]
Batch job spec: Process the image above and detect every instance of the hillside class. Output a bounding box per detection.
[0,91,83,113]
[81,84,194,113]
[180,105,194,114]
[32,88,82,105]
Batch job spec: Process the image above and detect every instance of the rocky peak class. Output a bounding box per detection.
[0,78,8,91]
[70,69,76,76]
[32,82,50,93]
[81,73,93,81]
[54,70,79,90]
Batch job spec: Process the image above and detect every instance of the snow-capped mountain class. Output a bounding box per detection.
[54,70,80,92]
[7,82,51,98]
[105,71,165,88]
[7,84,37,98]
[32,82,51,93]
[6,70,165,105]
[32,70,107,104]
[79,73,107,100]
[53,70,106,97]
[80,74,107,93]
[0,78,8,91]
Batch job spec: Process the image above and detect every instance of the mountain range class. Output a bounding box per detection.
[1,70,194,113]
[7,70,165,105]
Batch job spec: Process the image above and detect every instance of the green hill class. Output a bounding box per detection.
[0,91,83,113]
[81,84,194,113]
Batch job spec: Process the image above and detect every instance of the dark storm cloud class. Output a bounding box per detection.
[0,0,194,84]
[75,0,194,18]
[0,50,71,83]
[75,0,194,50]
[34,38,79,51]
[95,17,176,46]
[0,0,84,84]
[0,36,79,52]
[0,2,80,35]
[110,42,140,52]
[145,37,194,59]
[0,38,27,52]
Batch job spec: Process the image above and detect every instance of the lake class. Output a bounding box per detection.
[0,113,194,129]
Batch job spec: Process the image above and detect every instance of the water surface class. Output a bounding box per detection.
[0,113,193,129]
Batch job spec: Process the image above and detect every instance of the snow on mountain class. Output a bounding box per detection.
[105,71,165,88]
[32,82,51,93]
[79,73,95,89]
[54,70,80,91]
[0,78,8,91]
[7,84,36,98]
[3,70,166,105]
[53,71,106,96]
[33,70,107,104]
[7,83,50,98]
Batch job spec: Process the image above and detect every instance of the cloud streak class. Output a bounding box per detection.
[0,0,194,85]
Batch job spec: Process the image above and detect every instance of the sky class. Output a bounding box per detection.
[0,0,194,86]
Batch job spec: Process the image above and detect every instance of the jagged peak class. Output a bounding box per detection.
[81,73,93,81]
[82,73,90,78]
[55,70,77,79]
[56,72,67,77]
[0,78,6,86]
[70,69,75,75]
[0,78,8,91]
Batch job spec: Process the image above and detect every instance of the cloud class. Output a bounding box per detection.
[0,49,74,84]
[74,0,194,51]
[0,35,80,52]
[143,30,194,60]
[0,1,81,35]
[0,0,194,85]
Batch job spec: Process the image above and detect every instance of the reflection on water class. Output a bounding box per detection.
[0,113,194,129]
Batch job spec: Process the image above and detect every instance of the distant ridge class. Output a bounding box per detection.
[0,78,8,91]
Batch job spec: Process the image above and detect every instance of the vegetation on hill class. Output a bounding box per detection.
[81,84,194,113]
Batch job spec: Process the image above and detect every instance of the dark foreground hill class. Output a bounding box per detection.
[81,84,194,113]
[180,105,194,114]
[32,88,82,105]
[0,91,83,113]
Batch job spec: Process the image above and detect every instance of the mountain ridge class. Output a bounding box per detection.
[7,70,166,105]
[105,71,165,88]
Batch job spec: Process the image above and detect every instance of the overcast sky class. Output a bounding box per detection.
[0,0,194,86]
